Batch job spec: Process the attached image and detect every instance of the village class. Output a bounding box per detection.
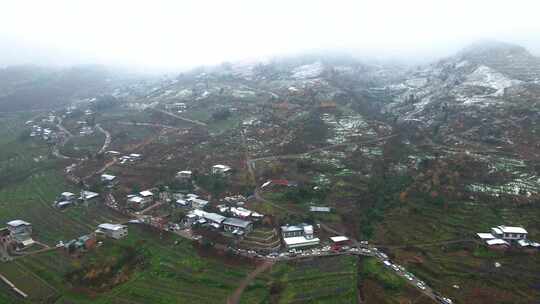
[1,43,540,303]
[3,145,539,304]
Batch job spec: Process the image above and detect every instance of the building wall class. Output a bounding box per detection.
[283,230,303,238]
[106,228,127,239]
[502,233,527,240]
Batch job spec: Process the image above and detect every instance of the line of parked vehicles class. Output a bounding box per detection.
[377,250,453,304]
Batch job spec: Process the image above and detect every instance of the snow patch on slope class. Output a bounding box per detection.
[292,62,324,79]
[463,65,521,96]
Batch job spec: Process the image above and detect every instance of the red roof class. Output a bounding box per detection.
[271,179,291,186]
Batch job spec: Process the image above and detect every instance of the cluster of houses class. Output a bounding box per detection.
[105,151,142,164]
[53,190,100,209]
[0,220,34,250]
[75,119,94,136]
[29,125,55,140]
[185,209,254,236]
[477,225,539,250]
[59,222,128,255]
[175,193,209,209]
[217,205,264,219]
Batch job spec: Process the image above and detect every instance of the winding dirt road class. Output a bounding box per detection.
[226,260,274,304]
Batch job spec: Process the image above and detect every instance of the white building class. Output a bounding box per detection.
[129,153,142,161]
[7,220,34,247]
[281,224,320,249]
[176,170,192,179]
[490,226,528,241]
[97,223,128,239]
[60,192,76,201]
[127,196,145,209]
[212,164,232,175]
[101,174,118,186]
[139,190,154,205]
[486,238,510,247]
[80,191,99,201]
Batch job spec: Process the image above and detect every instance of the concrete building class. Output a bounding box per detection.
[96,223,128,239]
[6,220,34,247]
[281,224,320,249]
[490,226,528,241]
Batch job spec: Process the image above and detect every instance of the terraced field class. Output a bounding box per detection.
[375,200,540,304]
[269,255,358,303]
[10,224,263,304]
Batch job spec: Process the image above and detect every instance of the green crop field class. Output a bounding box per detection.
[376,200,540,303]
[268,255,358,304]
[8,224,262,304]
[60,132,105,158]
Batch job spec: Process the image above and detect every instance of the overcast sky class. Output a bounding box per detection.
[1,0,540,70]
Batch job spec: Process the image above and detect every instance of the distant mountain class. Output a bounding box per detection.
[383,41,540,151]
[0,65,134,112]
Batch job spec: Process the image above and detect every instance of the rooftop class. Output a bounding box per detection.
[330,236,349,243]
[101,174,117,181]
[98,223,126,231]
[486,239,509,246]
[310,206,331,212]
[213,164,231,169]
[476,233,496,240]
[7,220,31,227]
[128,196,144,203]
[283,236,321,246]
[140,190,154,197]
[204,212,226,224]
[223,217,252,228]
[81,191,99,200]
[496,225,528,234]
[281,224,309,233]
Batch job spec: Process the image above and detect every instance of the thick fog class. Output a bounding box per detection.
[1,0,540,70]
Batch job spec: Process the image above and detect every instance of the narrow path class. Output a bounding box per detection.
[151,108,207,127]
[96,124,111,154]
[117,121,185,130]
[226,260,274,304]
[0,273,28,298]
[52,116,82,160]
